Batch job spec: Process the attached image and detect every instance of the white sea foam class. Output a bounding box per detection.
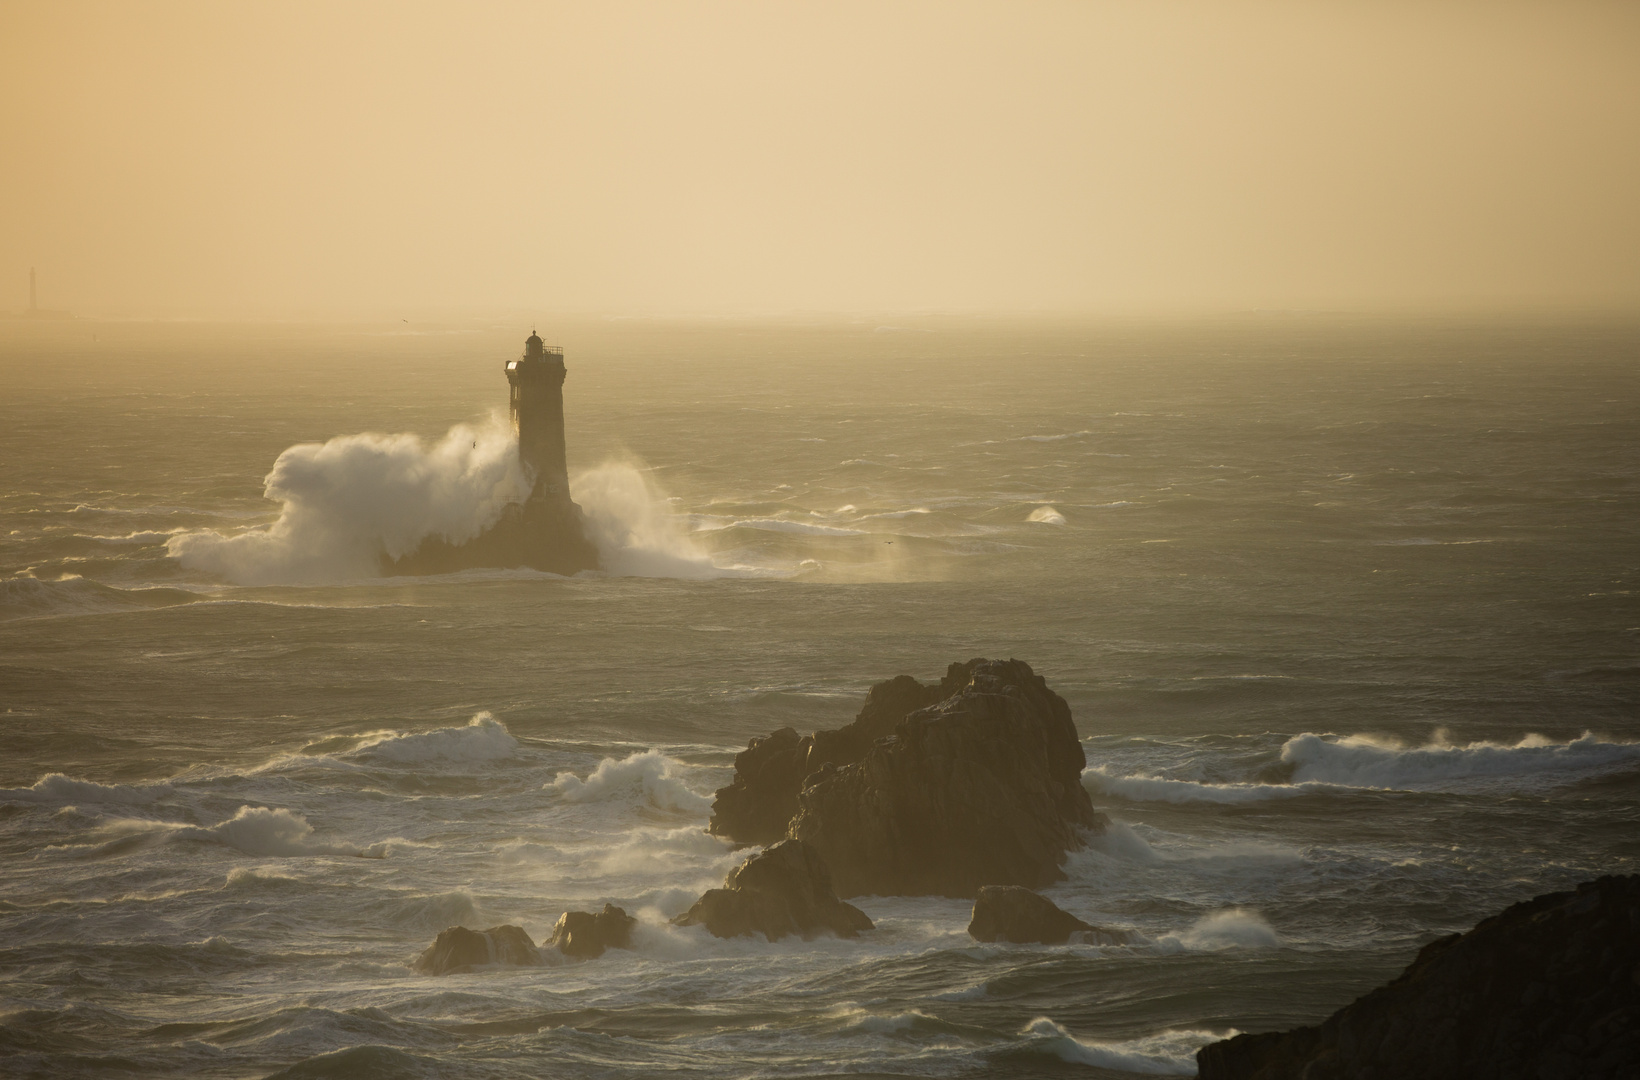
[1176,908,1280,949]
[1026,506,1067,525]
[549,749,714,814]
[573,462,742,578]
[349,713,519,764]
[1281,730,1640,790]
[1018,1018,1202,1074]
[595,824,738,880]
[1084,818,1162,863]
[193,806,387,857]
[83,528,189,544]
[1083,767,1316,805]
[168,416,530,585]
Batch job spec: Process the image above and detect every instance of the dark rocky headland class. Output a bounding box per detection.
[1197,874,1640,1080]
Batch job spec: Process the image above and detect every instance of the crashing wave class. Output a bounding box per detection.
[549,749,714,814]
[346,713,520,765]
[1281,730,1640,790]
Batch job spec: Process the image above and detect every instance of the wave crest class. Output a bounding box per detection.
[168,417,531,585]
[0,773,171,806]
[348,714,520,765]
[1282,730,1640,790]
[1011,1018,1203,1074]
[550,750,713,814]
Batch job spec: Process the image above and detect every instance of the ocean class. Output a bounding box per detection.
[2,316,1637,1078]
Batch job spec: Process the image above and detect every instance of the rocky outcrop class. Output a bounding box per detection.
[967,885,1128,945]
[671,839,873,942]
[787,658,1104,898]
[709,672,960,845]
[412,924,540,975]
[1197,874,1640,1080]
[548,903,637,958]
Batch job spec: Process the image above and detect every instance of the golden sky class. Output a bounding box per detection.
[3,1,1638,317]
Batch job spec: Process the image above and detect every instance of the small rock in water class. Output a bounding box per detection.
[548,903,637,958]
[412,924,540,975]
[967,885,1127,945]
[672,839,873,942]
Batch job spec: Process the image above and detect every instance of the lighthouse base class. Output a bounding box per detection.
[384,494,601,577]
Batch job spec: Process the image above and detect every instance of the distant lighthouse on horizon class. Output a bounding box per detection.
[386,331,601,577]
[15,267,71,321]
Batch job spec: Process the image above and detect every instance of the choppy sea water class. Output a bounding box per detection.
[2,317,1637,1078]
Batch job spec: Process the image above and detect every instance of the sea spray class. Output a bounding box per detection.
[571,462,728,578]
[550,749,714,814]
[1178,908,1280,949]
[169,416,529,585]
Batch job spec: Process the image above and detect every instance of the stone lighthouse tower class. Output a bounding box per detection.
[506,332,572,500]
[387,331,600,576]
[503,331,600,573]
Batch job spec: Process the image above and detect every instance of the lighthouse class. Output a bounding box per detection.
[506,332,571,500]
[386,331,600,576]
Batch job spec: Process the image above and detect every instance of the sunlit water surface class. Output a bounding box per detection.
[2,318,1637,1078]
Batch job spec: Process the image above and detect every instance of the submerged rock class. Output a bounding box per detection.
[548,903,637,958]
[412,924,540,975]
[671,839,873,942]
[1196,874,1640,1080]
[967,885,1127,945]
[787,658,1105,898]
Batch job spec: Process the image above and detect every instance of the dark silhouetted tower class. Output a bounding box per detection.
[385,331,600,576]
[505,331,571,500]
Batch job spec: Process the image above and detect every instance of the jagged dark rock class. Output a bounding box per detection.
[671,839,873,942]
[548,903,637,958]
[412,924,540,975]
[785,658,1104,898]
[967,885,1128,945]
[1196,874,1640,1080]
[709,672,958,845]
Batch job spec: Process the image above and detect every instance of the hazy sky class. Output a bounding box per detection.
[4,1,1638,317]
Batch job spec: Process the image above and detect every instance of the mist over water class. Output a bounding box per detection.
[1,318,1637,1078]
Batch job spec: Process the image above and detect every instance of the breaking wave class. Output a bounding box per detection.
[0,773,172,806]
[82,807,386,858]
[1084,731,1640,804]
[161,416,764,585]
[346,714,520,765]
[549,749,714,814]
[1282,731,1640,791]
[1176,908,1280,950]
[189,806,386,857]
[572,463,736,579]
[168,417,530,585]
[1026,506,1067,525]
[1008,1018,1204,1074]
